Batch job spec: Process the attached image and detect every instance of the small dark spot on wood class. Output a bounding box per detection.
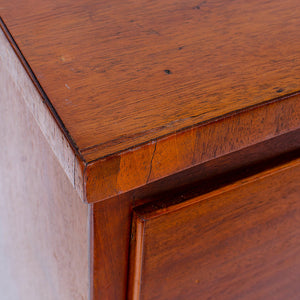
[276,88,284,93]
[130,20,135,22]
[178,46,184,50]
[193,1,207,10]
[164,69,172,74]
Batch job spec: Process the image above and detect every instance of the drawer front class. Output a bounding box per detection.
[128,158,300,300]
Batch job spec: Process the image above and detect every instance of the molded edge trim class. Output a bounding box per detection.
[2,18,299,205]
[85,93,300,203]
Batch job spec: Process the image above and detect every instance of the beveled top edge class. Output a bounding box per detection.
[1,0,300,162]
[84,94,300,203]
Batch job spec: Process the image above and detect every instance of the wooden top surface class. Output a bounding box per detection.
[1,0,300,162]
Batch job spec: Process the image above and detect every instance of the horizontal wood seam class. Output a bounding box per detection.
[82,91,300,162]
[135,157,300,221]
[1,15,298,166]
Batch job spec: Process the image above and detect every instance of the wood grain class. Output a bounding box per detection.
[1,1,300,298]
[129,158,300,300]
[91,140,300,300]
[90,196,132,300]
[130,130,300,206]
[1,0,300,161]
[0,54,89,299]
[86,94,300,203]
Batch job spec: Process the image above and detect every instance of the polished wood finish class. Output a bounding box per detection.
[91,139,300,299]
[130,129,300,203]
[0,49,88,299]
[1,0,300,299]
[129,158,300,300]
[1,0,300,162]
[1,0,300,203]
[86,95,300,202]
[90,197,132,300]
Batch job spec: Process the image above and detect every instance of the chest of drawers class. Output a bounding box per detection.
[0,1,299,299]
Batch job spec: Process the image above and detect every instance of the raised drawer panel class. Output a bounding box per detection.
[129,158,300,300]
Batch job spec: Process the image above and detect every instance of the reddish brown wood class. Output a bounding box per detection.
[130,129,300,203]
[91,137,300,299]
[86,95,300,203]
[129,158,300,300]
[90,196,132,300]
[1,0,300,163]
[1,1,300,299]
